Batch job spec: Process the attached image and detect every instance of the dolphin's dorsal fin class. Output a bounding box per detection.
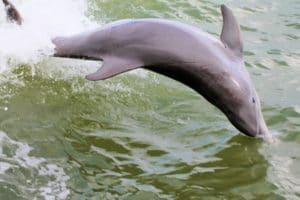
[220,5,243,57]
[3,0,23,25]
[85,56,143,81]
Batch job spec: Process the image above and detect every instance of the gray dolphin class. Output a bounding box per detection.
[52,5,273,141]
[2,0,23,25]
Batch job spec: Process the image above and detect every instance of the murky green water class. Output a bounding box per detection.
[0,0,299,199]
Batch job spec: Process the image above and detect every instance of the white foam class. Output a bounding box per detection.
[103,82,132,92]
[39,164,70,200]
[0,162,11,174]
[0,131,70,199]
[0,1,157,82]
[0,0,97,72]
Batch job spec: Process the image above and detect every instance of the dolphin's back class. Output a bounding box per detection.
[100,19,224,65]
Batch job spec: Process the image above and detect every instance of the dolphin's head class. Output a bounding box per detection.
[223,79,273,142]
[218,5,273,142]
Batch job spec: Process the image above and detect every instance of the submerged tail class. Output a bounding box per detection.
[2,0,23,25]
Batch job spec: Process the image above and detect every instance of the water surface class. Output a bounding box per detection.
[0,0,299,199]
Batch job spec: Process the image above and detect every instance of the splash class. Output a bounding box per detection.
[0,131,70,199]
[0,0,97,72]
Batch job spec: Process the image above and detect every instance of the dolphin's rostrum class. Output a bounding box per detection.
[52,5,273,142]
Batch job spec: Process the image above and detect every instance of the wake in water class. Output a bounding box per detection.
[0,0,97,72]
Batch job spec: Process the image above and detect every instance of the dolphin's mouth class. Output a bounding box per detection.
[255,104,260,137]
[55,54,102,61]
[51,37,102,61]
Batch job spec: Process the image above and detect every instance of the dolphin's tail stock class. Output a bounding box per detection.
[2,0,23,25]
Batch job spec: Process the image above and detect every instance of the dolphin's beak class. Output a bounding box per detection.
[51,37,77,58]
[51,36,101,61]
[257,120,274,143]
[260,132,274,144]
[51,37,65,57]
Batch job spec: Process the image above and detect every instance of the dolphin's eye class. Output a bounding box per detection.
[252,98,255,103]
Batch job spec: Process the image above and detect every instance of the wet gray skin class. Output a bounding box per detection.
[52,5,273,142]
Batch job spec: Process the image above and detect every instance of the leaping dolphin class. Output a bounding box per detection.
[2,0,23,25]
[51,5,272,141]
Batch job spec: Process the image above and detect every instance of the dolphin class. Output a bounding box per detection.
[2,0,23,25]
[52,5,273,141]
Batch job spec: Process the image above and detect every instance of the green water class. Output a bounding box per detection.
[0,0,300,199]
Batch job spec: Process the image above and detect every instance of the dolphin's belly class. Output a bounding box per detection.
[145,63,225,106]
[145,60,247,116]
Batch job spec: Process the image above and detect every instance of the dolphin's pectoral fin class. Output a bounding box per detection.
[85,56,143,81]
[220,5,243,57]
